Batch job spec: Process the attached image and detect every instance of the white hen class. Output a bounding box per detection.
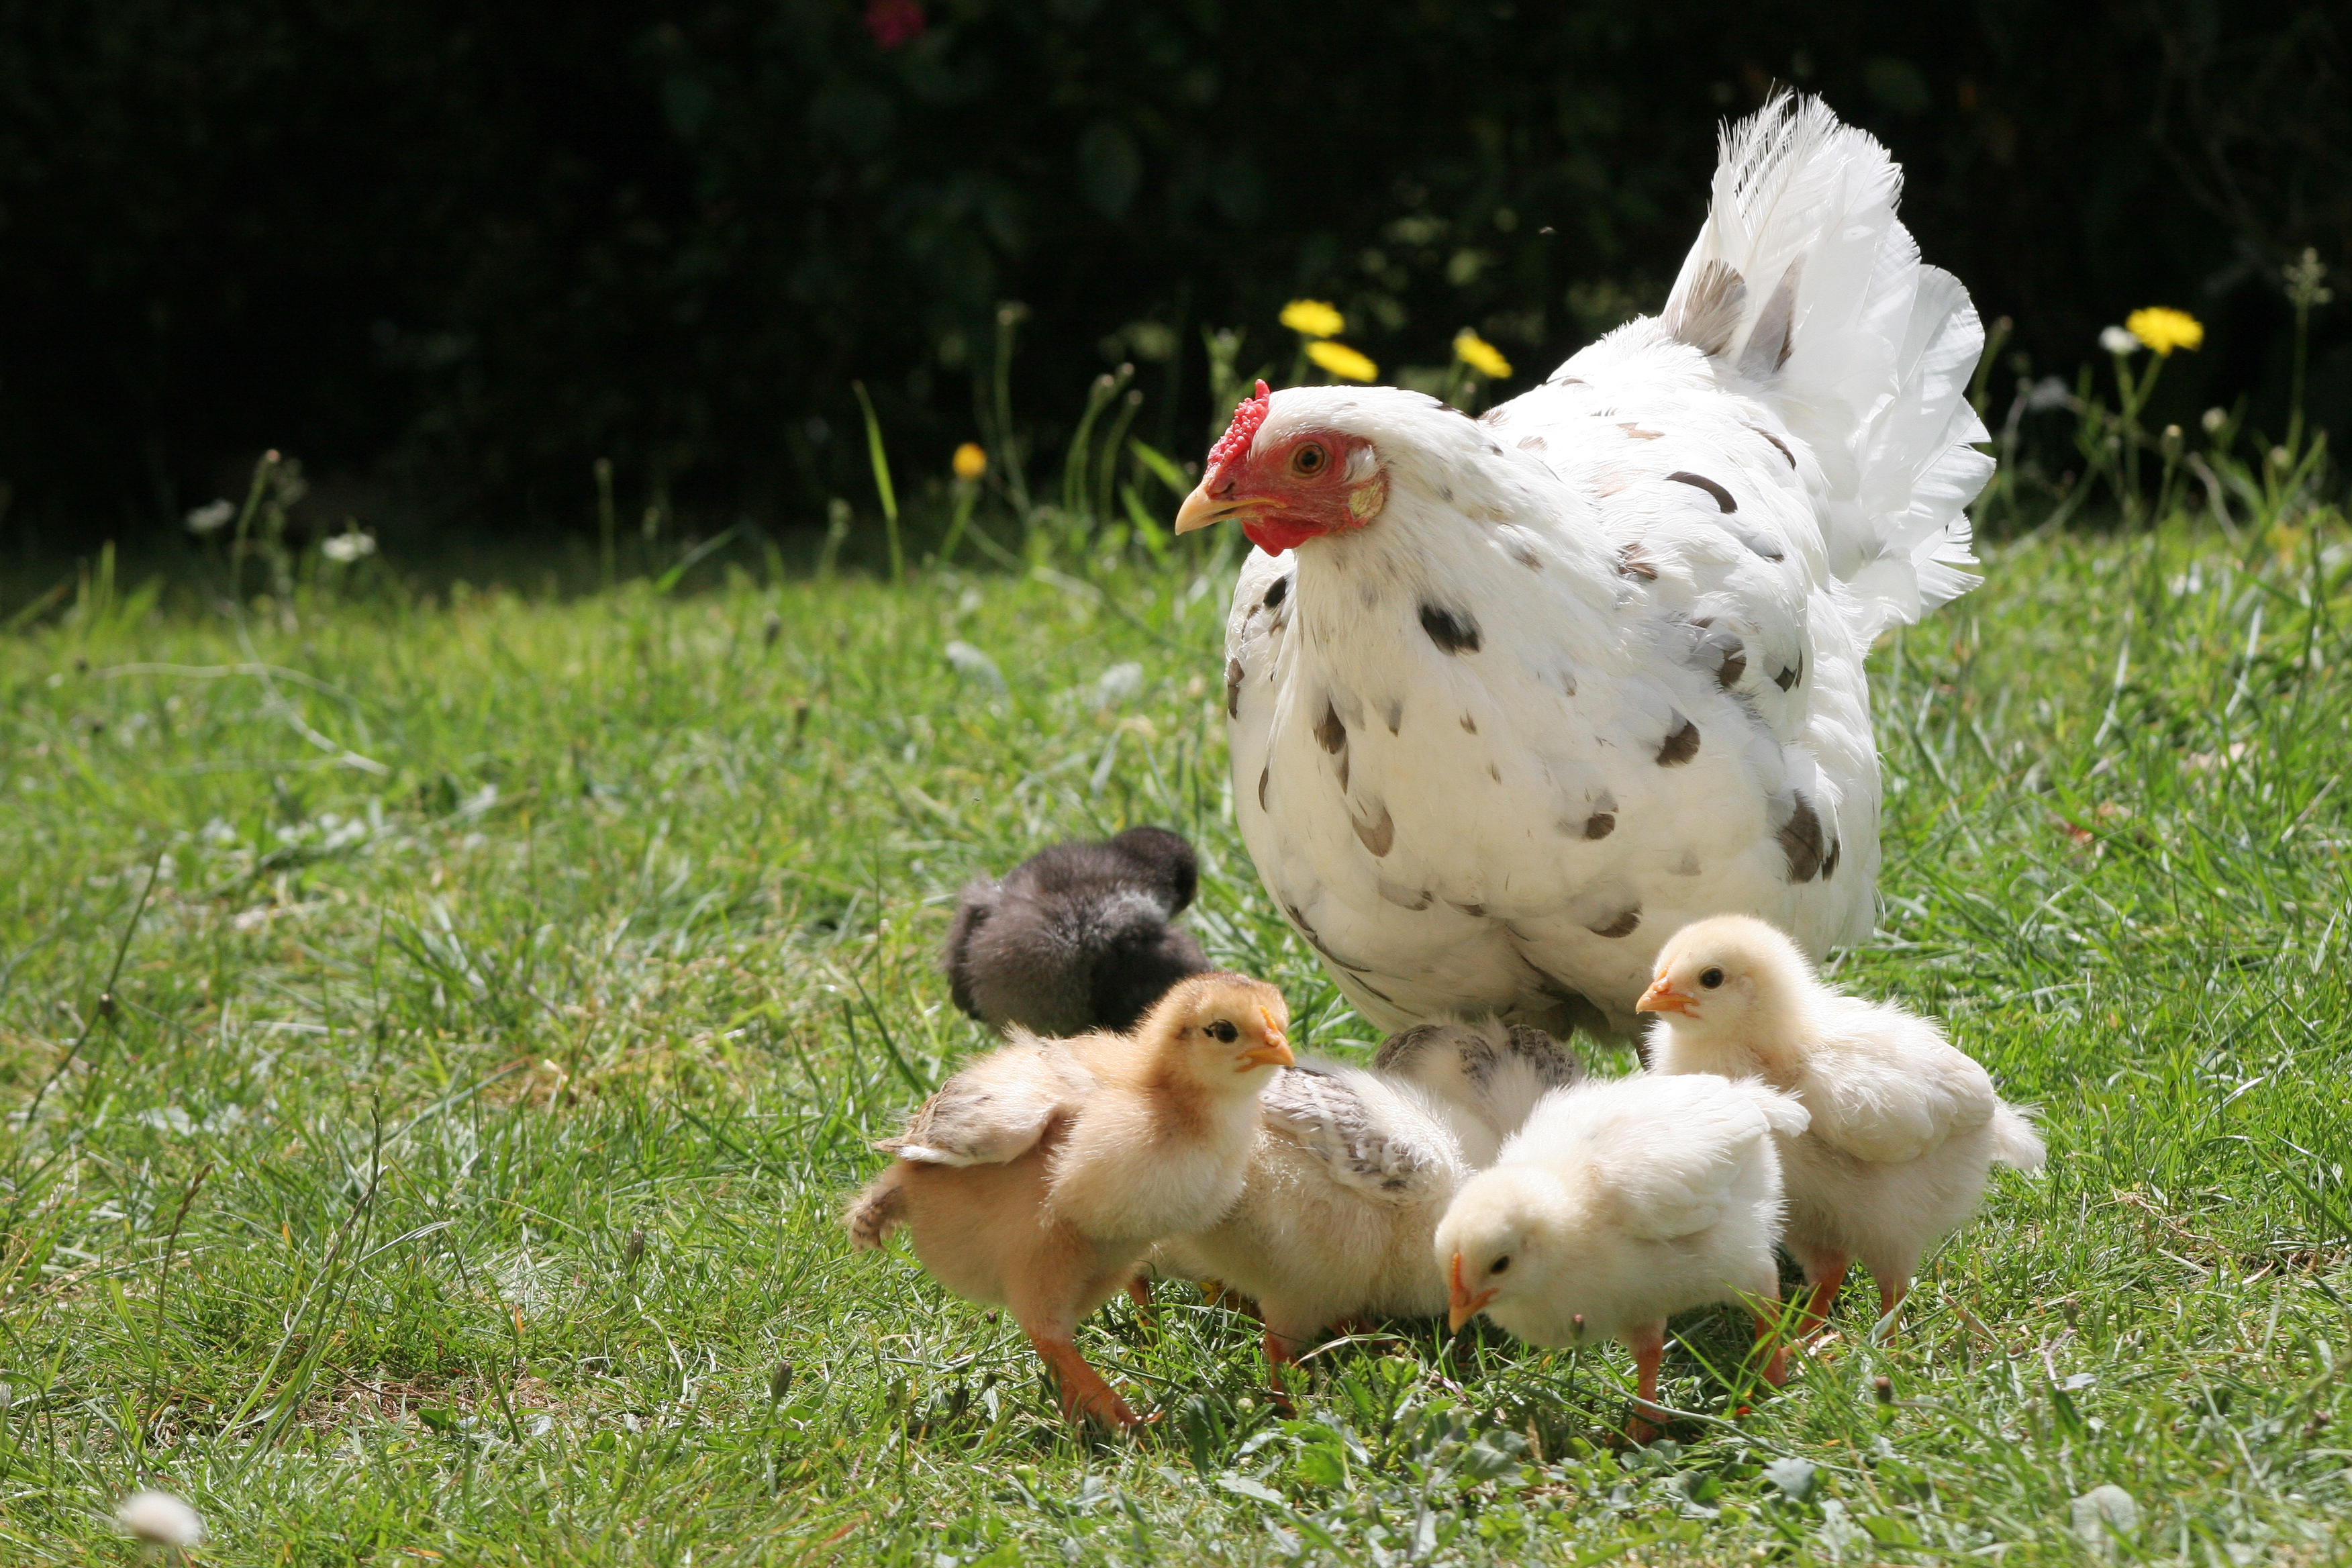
[1436,1072,1808,1437]
[1638,914,2045,1333]
[1157,1019,1581,1379]
[1177,94,1991,1040]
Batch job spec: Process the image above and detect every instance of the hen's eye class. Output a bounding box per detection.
[1491,1256,1511,1275]
[1291,442,1329,477]
[1206,1019,1239,1043]
[1700,967,1725,989]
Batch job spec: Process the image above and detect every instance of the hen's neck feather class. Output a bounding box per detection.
[1286,413,1624,684]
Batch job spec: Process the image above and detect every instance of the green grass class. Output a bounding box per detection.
[3,515,2349,1566]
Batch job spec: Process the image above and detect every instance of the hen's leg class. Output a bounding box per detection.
[1027,1330,1142,1430]
[1623,1320,1669,1444]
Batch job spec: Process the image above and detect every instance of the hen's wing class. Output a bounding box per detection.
[1796,999,1996,1166]
[1259,1061,1461,1204]
[876,1033,1095,1166]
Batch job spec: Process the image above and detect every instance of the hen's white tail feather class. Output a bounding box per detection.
[1663,93,1992,641]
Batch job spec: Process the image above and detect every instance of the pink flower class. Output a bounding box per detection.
[863,0,926,49]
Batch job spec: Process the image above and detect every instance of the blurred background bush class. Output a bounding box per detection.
[0,0,2344,548]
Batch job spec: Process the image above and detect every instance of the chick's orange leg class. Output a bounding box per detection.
[1874,1279,1909,1336]
[1027,1330,1142,1430]
[1749,1295,1790,1389]
[1623,1320,1668,1445]
[1795,1248,1852,1338]
[1260,1328,1305,1414]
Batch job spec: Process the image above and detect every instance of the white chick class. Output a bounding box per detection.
[1638,914,2047,1334]
[845,972,1293,1430]
[1157,1020,1581,1381]
[1436,1072,1809,1438]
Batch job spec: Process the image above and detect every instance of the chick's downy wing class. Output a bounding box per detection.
[1797,999,1996,1166]
[1579,1079,1781,1241]
[877,1034,1097,1166]
[1260,1063,1457,1204]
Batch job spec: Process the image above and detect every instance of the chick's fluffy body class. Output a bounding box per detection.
[1643,914,2045,1315]
[943,826,1206,1036]
[1157,1020,1581,1359]
[1438,1072,1805,1350]
[847,973,1290,1427]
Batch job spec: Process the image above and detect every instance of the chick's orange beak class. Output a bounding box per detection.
[1236,1007,1293,1070]
[1636,976,1698,1016]
[1447,1252,1497,1332]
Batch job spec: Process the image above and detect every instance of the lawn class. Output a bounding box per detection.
[2,516,2349,1565]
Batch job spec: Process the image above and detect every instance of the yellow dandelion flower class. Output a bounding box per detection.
[1280,299,1346,339]
[952,442,987,481]
[1306,340,1379,383]
[1453,330,1513,380]
[2126,306,2204,357]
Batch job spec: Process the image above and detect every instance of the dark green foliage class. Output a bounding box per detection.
[0,1,2347,542]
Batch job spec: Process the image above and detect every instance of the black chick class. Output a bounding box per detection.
[944,826,1210,1036]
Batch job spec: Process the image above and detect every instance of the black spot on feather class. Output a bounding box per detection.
[1664,258,1746,357]
[1583,812,1616,840]
[1257,765,1269,811]
[1225,658,1243,718]
[1315,700,1347,754]
[1262,575,1291,610]
[1749,425,1797,469]
[1418,603,1481,654]
[1667,472,1736,512]
[1821,837,1842,881]
[1778,792,1826,882]
[1739,256,1803,378]
[1774,654,1804,692]
[1589,905,1641,939]
[1656,714,1700,767]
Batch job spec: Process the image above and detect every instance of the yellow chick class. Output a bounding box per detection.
[1436,1071,1808,1440]
[1638,915,2046,1334]
[844,972,1293,1430]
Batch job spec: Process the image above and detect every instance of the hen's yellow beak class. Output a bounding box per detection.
[1447,1252,1498,1332]
[1636,977,1698,1016]
[1174,481,1249,536]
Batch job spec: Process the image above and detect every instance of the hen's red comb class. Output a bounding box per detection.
[1207,379,1273,475]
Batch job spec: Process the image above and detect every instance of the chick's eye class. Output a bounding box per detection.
[1206,1019,1238,1044]
[1290,442,1329,478]
[1490,1257,1511,1275]
[1699,967,1725,989]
